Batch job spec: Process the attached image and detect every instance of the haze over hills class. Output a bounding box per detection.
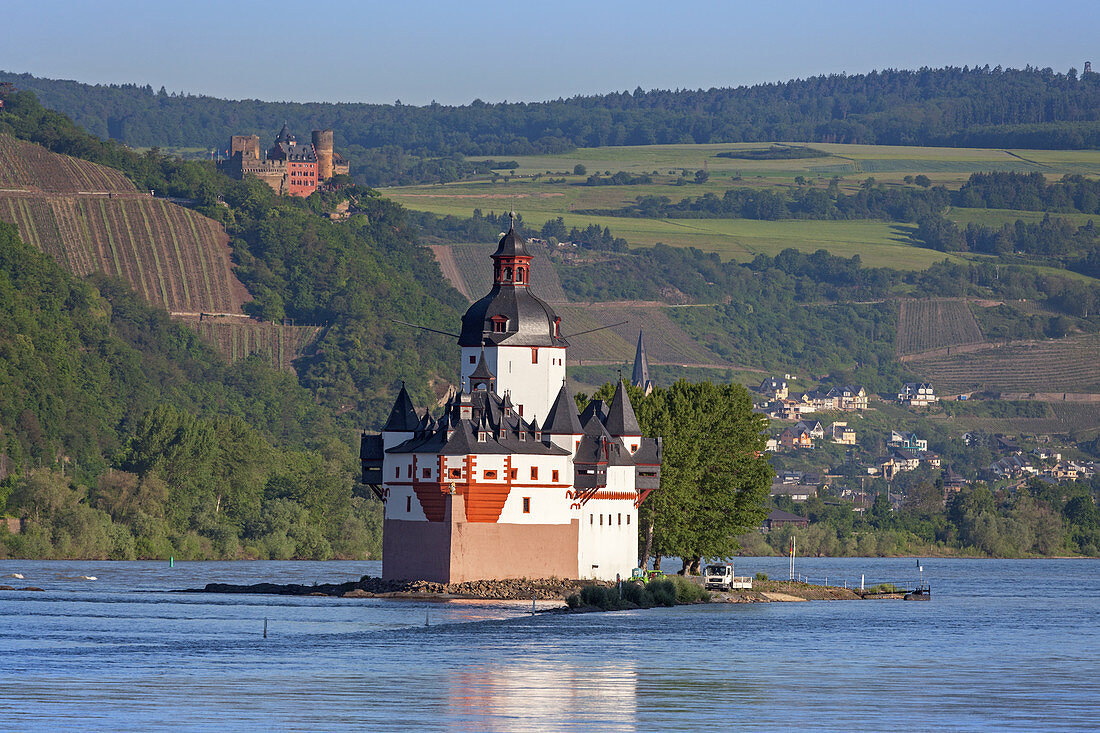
[3,66,1100,167]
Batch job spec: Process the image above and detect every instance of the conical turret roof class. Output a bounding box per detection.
[383,383,419,432]
[543,382,583,435]
[605,380,642,436]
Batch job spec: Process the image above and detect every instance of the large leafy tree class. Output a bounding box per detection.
[584,379,772,572]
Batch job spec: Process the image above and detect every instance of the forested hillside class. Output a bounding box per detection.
[0,221,378,560]
[0,92,473,560]
[4,66,1100,185]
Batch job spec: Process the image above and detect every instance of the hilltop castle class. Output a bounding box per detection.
[223,124,348,197]
[360,220,661,583]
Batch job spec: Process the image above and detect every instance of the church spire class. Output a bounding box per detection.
[632,330,654,395]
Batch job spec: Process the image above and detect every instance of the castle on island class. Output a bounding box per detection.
[360,220,662,583]
[222,124,349,197]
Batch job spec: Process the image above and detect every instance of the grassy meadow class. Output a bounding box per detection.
[385,142,1099,270]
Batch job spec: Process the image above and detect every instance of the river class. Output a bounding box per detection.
[1,557,1097,731]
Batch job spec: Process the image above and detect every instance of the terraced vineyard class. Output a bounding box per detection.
[181,318,322,372]
[0,134,331,373]
[896,299,984,358]
[0,134,133,192]
[0,193,250,313]
[910,336,1100,395]
[555,303,728,367]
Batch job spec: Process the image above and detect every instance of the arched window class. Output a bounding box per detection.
[504,267,513,281]
[516,267,525,283]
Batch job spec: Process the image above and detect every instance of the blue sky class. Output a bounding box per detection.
[2,0,1097,105]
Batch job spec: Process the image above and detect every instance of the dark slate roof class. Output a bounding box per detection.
[633,437,662,465]
[492,222,531,257]
[382,384,419,432]
[469,349,496,383]
[543,382,584,435]
[276,122,292,142]
[767,509,808,523]
[605,380,641,436]
[459,283,566,348]
[580,400,609,432]
[387,388,568,456]
[632,331,653,391]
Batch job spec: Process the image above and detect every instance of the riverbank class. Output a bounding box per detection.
[183,575,884,604]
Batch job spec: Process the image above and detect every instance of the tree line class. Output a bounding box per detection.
[4,65,1100,186]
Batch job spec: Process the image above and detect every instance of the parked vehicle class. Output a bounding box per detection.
[704,563,753,590]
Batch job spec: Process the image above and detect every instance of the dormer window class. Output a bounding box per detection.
[519,432,526,441]
[478,431,488,442]
[490,314,508,333]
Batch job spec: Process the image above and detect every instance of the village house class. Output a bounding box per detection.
[803,388,838,411]
[778,425,814,450]
[831,421,857,445]
[889,431,928,451]
[794,420,825,440]
[760,377,789,401]
[943,467,968,494]
[769,482,817,502]
[987,454,1034,479]
[837,385,868,411]
[763,509,810,531]
[773,397,815,420]
[898,382,937,407]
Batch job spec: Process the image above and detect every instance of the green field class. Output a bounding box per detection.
[480,141,1100,183]
[387,141,1100,273]
[390,184,965,269]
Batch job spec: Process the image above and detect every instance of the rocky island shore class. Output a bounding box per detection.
[183,576,884,604]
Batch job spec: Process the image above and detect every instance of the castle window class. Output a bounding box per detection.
[618,513,622,526]
[449,468,461,479]
[406,496,411,513]
[511,469,517,479]
[395,467,400,478]
[600,514,603,526]
[484,470,497,479]
[519,432,526,441]
[478,432,487,442]
[522,497,530,513]
[590,514,593,525]
[516,268,524,283]
[422,468,430,478]
[407,465,412,478]
[627,515,630,525]
[631,444,638,452]
[504,267,512,281]
[552,470,559,482]
[530,467,538,480]
[469,355,476,364]
[531,348,538,364]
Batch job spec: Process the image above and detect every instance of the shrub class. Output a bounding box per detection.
[580,584,618,610]
[755,572,769,581]
[647,579,678,606]
[670,575,710,603]
[566,593,580,609]
[621,581,650,608]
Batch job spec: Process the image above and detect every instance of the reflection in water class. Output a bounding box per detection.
[447,657,637,732]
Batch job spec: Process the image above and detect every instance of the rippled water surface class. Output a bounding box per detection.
[1,557,1098,731]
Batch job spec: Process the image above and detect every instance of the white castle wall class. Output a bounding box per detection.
[460,345,566,423]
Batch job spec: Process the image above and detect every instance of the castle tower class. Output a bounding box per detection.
[312,129,334,180]
[458,216,567,420]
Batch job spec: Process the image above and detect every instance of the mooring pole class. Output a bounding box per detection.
[263,618,268,638]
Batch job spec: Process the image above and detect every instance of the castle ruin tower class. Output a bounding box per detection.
[458,215,567,420]
[312,129,335,180]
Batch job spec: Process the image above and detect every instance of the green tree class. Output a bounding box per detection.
[573,164,586,176]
